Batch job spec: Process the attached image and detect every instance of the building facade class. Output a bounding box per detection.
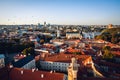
[0,54,5,68]
[66,32,82,39]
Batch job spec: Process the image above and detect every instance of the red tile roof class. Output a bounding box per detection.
[66,48,85,54]
[14,54,26,60]
[44,53,92,64]
[9,68,65,80]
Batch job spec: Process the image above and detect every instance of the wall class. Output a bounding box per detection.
[39,61,70,72]
[22,59,36,69]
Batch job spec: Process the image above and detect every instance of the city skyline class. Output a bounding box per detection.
[0,0,120,25]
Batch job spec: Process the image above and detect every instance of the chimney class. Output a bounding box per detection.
[9,64,13,68]
[41,74,44,78]
[24,55,26,57]
[54,70,56,73]
[21,54,23,56]
[50,70,53,73]
[21,70,23,75]
[36,68,38,71]
[32,68,35,72]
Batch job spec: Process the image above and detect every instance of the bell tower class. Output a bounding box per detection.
[68,57,79,80]
[57,26,60,38]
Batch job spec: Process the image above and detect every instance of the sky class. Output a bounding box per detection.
[0,0,120,25]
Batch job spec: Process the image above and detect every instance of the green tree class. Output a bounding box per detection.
[22,47,35,56]
[97,28,120,44]
[103,46,111,50]
[22,48,28,56]
[28,47,35,56]
[103,49,114,59]
[102,46,114,59]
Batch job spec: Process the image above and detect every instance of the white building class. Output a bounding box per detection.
[40,61,70,72]
[39,53,93,72]
[13,55,36,69]
[66,32,82,39]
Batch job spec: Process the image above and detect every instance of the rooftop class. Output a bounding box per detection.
[44,53,91,63]
[9,68,65,80]
[12,55,34,68]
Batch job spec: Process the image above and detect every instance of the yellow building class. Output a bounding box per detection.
[68,58,79,80]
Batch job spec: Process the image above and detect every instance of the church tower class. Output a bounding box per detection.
[68,57,79,80]
[57,26,60,38]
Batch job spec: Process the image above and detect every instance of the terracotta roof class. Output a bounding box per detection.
[14,54,26,60]
[111,48,120,56]
[36,45,56,51]
[66,48,84,54]
[44,53,91,63]
[106,43,119,48]
[112,51,120,56]
[9,68,64,80]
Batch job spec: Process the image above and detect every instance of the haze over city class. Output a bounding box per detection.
[0,0,120,25]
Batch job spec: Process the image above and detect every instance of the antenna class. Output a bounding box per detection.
[9,64,13,68]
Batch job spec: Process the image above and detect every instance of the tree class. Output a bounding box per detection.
[28,47,35,56]
[96,28,120,44]
[102,49,114,59]
[102,46,114,59]
[22,47,35,56]
[22,48,28,56]
[103,46,111,51]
